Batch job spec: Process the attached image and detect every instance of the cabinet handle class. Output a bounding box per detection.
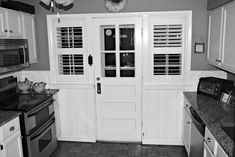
[0,145,3,150]
[9,30,13,33]
[207,137,211,143]
[187,121,190,124]
[4,30,8,32]
[9,126,15,131]
[216,59,221,63]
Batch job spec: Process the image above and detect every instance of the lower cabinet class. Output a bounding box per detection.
[182,100,191,155]
[203,127,228,157]
[0,117,23,157]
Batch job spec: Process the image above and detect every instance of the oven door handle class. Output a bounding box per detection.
[28,98,54,117]
[30,117,55,140]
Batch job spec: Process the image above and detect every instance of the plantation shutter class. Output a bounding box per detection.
[150,17,185,83]
[52,18,88,82]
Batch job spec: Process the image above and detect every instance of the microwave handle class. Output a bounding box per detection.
[19,46,26,64]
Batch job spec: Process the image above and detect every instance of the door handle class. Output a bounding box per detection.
[97,83,101,94]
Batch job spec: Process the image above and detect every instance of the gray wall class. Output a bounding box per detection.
[14,0,215,70]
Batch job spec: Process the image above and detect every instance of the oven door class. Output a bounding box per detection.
[28,116,57,157]
[26,98,54,135]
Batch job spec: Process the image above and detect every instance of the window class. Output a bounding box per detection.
[153,54,181,75]
[150,17,185,83]
[57,27,83,48]
[50,18,88,82]
[58,54,84,75]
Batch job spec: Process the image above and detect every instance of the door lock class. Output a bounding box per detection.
[97,83,101,94]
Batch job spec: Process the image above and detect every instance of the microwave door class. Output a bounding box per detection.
[19,46,26,65]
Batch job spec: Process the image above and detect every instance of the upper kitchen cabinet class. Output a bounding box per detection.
[0,7,23,38]
[220,1,235,73]
[207,0,233,10]
[207,1,235,74]
[207,7,224,67]
[21,13,38,64]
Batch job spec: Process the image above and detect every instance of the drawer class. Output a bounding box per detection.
[204,127,216,154]
[0,117,20,141]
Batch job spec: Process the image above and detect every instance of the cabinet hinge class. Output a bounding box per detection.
[0,145,3,150]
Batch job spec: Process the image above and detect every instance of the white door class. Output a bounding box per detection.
[93,17,142,142]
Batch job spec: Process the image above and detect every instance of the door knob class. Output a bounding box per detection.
[96,77,100,81]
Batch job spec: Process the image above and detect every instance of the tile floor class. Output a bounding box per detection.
[51,142,188,157]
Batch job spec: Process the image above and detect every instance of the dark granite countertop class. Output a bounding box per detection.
[184,92,235,157]
[0,111,21,127]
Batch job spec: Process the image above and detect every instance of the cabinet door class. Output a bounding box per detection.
[203,142,215,157]
[0,8,7,37]
[1,132,23,157]
[221,1,235,73]
[7,10,22,37]
[207,7,224,67]
[216,143,228,157]
[21,13,38,63]
[182,107,191,155]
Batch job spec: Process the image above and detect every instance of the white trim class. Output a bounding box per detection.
[58,137,96,143]
[142,139,183,146]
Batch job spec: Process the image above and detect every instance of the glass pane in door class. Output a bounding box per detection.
[39,129,52,152]
[119,24,134,50]
[101,53,116,77]
[100,25,116,51]
[120,53,135,77]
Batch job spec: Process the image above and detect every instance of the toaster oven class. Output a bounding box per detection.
[197,77,234,99]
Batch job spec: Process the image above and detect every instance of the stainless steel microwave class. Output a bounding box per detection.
[0,39,29,74]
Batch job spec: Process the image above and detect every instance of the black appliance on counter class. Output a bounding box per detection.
[197,77,234,99]
[0,76,57,157]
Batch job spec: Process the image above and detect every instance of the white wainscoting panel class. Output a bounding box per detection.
[21,71,96,142]
[143,89,184,145]
[57,88,95,142]
[142,70,226,145]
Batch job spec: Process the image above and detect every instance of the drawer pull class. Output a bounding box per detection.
[9,126,15,132]
[207,137,211,143]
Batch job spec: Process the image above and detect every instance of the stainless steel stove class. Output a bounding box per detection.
[0,76,57,157]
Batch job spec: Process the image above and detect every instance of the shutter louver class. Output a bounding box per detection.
[153,54,181,75]
[57,27,83,48]
[58,54,84,75]
[153,24,182,48]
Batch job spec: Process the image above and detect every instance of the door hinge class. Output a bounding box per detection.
[141,28,143,37]
[0,145,3,150]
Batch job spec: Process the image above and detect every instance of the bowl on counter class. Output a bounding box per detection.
[32,82,46,93]
[17,78,33,93]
